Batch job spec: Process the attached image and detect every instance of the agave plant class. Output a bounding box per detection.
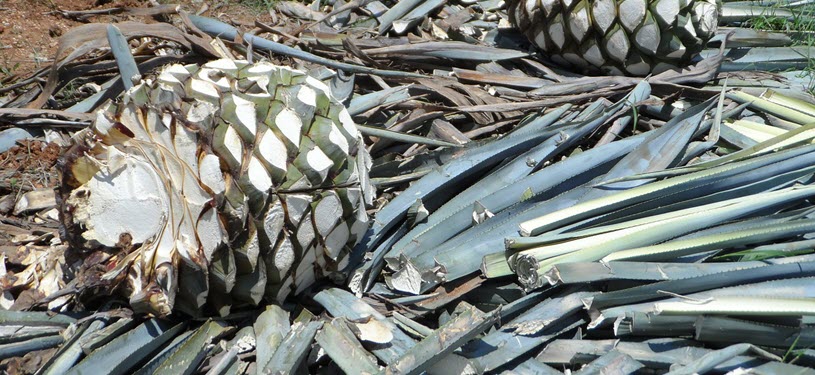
[58,59,373,317]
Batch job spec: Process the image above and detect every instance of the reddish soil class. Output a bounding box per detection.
[0,140,61,192]
[0,0,273,80]
[0,0,91,80]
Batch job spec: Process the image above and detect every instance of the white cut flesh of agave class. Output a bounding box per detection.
[67,151,169,247]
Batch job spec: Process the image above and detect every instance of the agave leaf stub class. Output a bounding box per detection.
[60,59,372,316]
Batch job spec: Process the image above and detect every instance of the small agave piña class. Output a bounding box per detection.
[507,0,719,75]
[58,59,373,317]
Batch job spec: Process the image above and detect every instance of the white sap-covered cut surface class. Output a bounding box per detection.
[77,156,169,246]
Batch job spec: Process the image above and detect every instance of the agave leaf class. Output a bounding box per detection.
[41,318,107,375]
[0,311,77,327]
[513,178,811,250]
[571,162,815,236]
[356,124,461,148]
[469,315,585,373]
[0,335,64,361]
[587,262,815,311]
[106,24,140,90]
[423,189,610,284]
[462,290,591,373]
[603,217,815,262]
[391,148,615,280]
[261,321,322,374]
[538,338,774,372]
[614,313,697,337]
[347,103,573,293]
[377,0,424,33]
[501,290,593,336]
[357,102,571,243]
[502,135,815,284]
[204,326,254,375]
[729,90,815,125]
[501,359,564,375]
[387,90,647,267]
[656,296,815,316]
[364,83,649,292]
[519,143,815,237]
[419,107,724,283]
[594,277,815,328]
[574,350,644,375]
[694,315,815,348]
[545,258,800,285]
[390,312,433,339]
[254,305,290,371]
[362,41,531,61]
[392,0,445,35]
[153,320,228,375]
[517,96,718,236]
[709,27,794,48]
[347,85,412,116]
[667,343,781,375]
[382,303,499,375]
[504,194,747,254]
[721,119,785,148]
[133,330,197,375]
[67,319,183,375]
[597,116,815,185]
[314,288,423,365]
[78,318,136,354]
[187,15,425,79]
[0,325,62,345]
[601,96,719,181]
[720,4,796,23]
[762,89,815,117]
[702,46,815,72]
[686,84,725,159]
[315,318,380,375]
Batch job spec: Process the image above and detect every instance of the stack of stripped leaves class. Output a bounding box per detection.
[3,0,815,374]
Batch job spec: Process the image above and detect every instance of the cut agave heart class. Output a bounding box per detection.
[59,59,374,317]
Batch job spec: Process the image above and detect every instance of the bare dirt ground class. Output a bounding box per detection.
[1,0,104,80]
[0,0,273,80]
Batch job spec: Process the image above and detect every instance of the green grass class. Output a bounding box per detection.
[0,62,20,81]
[240,0,279,11]
[744,4,815,94]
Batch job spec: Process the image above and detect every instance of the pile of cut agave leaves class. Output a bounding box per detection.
[3,1,815,374]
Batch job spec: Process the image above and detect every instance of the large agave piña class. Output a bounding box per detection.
[59,59,373,317]
[507,0,719,75]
